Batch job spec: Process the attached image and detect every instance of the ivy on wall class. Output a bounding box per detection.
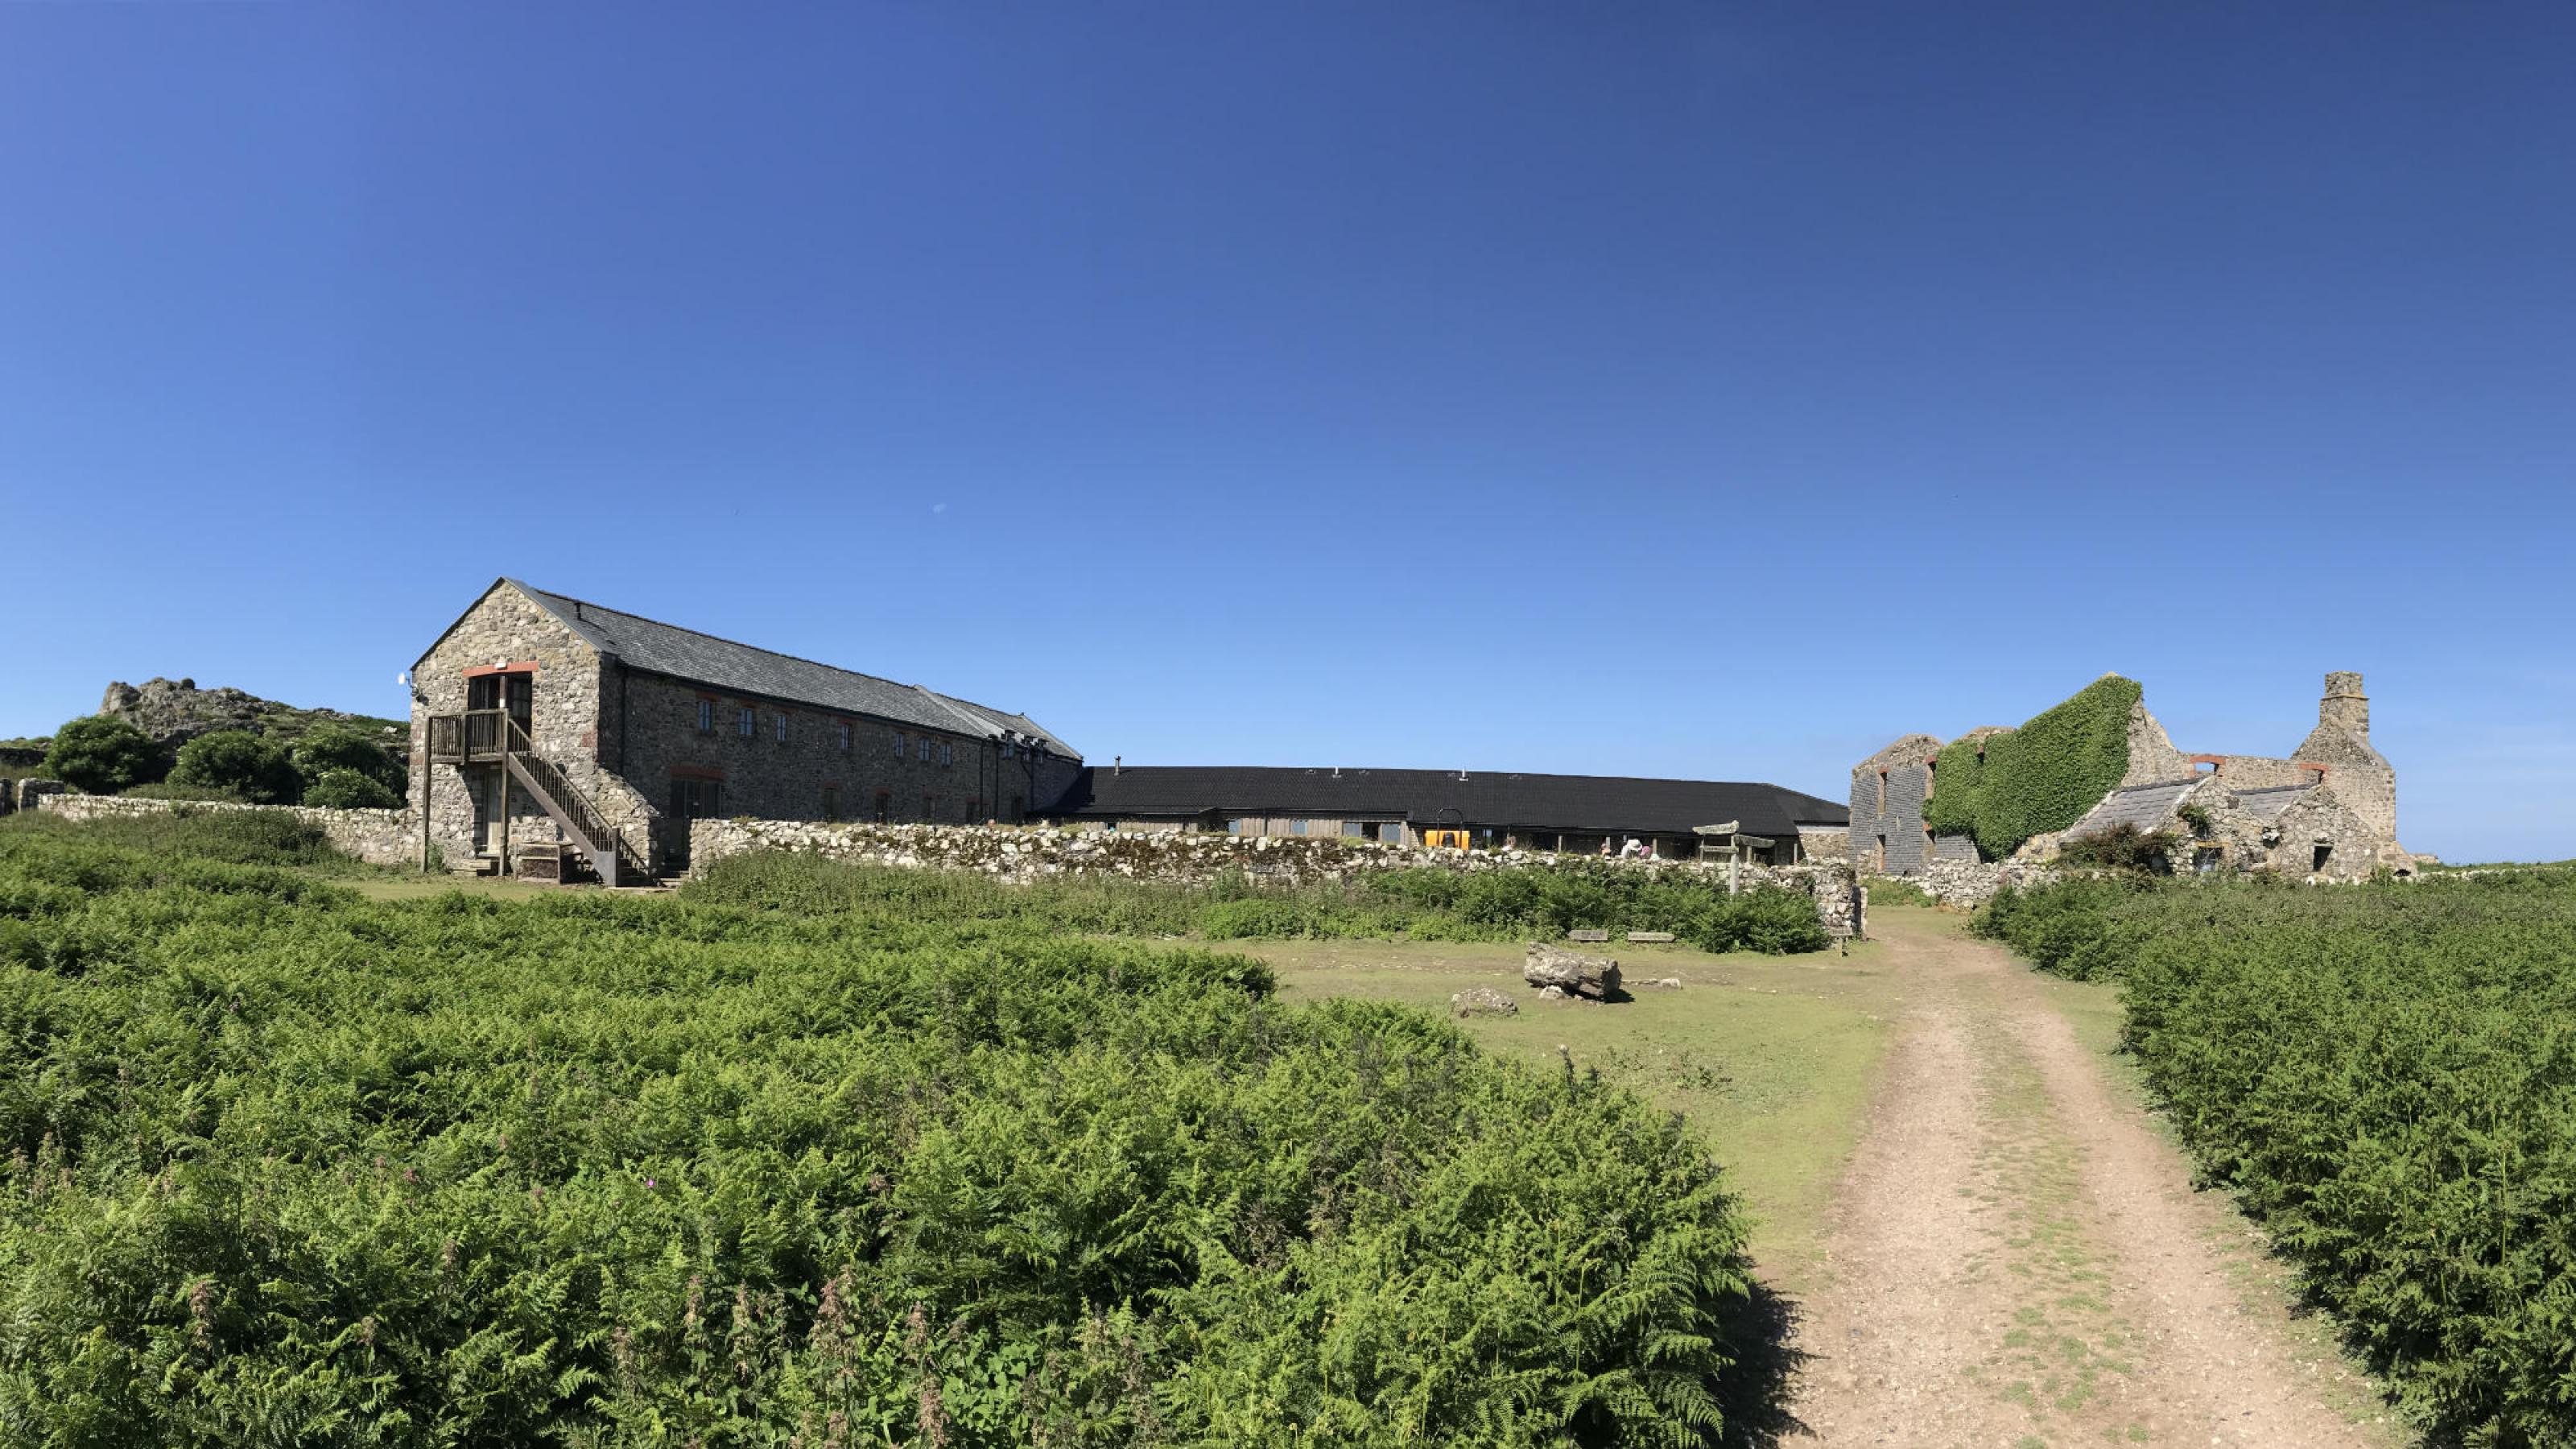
[1922,675,2141,859]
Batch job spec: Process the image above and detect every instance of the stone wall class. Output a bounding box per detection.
[31,792,416,867]
[15,779,65,811]
[1922,856,2061,908]
[1851,734,1940,876]
[686,819,1868,938]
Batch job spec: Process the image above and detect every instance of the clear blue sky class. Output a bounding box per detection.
[3,2,2569,862]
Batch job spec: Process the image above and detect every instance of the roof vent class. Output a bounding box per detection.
[1331,766,1342,778]
[1113,755,1122,776]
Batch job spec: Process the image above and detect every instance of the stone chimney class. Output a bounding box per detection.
[2320,671,2369,740]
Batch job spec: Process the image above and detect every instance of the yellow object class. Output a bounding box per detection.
[1424,829,1471,849]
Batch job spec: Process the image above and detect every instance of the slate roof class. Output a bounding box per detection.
[507,582,1080,758]
[2231,784,2316,823]
[1047,766,1848,836]
[2066,780,2198,837]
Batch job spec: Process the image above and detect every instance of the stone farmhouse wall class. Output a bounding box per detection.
[687,819,1868,938]
[1850,735,1939,876]
[31,792,416,867]
[412,582,1085,877]
[411,584,646,869]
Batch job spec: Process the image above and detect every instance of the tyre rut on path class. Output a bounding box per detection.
[1782,913,2397,1449]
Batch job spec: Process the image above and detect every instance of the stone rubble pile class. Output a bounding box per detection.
[1524,941,1621,1001]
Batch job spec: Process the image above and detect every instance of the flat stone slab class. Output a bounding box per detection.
[1567,928,1611,943]
[1624,931,1676,943]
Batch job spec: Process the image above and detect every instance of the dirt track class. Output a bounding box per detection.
[1786,913,2401,1447]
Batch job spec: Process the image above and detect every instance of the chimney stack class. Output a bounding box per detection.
[2320,672,2369,740]
[1113,755,1122,775]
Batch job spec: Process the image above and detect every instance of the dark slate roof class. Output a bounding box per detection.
[509,581,1080,758]
[1046,766,1849,836]
[2231,784,2316,823]
[2067,780,2197,837]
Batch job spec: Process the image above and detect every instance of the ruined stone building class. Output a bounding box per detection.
[411,580,1080,881]
[1852,672,2413,881]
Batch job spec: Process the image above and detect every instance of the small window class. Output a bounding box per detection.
[737,707,755,738]
[939,742,954,767]
[774,713,790,744]
[918,737,933,763]
[893,733,906,759]
[1290,819,1309,836]
[1226,819,1243,835]
[1001,740,1016,758]
[836,722,852,752]
[1876,770,1888,814]
[873,790,891,824]
[2313,844,2333,873]
[1344,821,1365,837]
[822,786,840,821]
[922,792,936,818]
[696,700,713,733]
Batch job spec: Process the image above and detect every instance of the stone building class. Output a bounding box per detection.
[410,580,1080,881]
[1044,765,1850,865]
[1852,672,2411,881]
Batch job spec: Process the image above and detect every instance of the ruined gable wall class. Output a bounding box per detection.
[1851,733,1941,875]
[2120,703,2191,786]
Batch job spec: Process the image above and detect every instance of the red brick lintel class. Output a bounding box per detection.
[464,661,540,679]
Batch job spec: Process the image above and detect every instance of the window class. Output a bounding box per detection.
[696,700,713,733]
[1290,819,1309,836]
[774,713,789,744]
[939,742,954,768]
[836,722,852,752]
[922,792,937,818]
[2313,844,2334,873]
[737,706,755,738]
[873,790,891,824]
[893,733,906,759]
[822,786,840,821]
[1876,770,1888,814]
[1344,821,1365,837]
[918,737,933,763]
[1226,819,1244,835]
[1001,740,1015,758]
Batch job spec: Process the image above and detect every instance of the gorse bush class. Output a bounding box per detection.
[300,766,402,809]
[168,728,301,804]
[685,850,1832,955]
[1975,869,2576,1443]
[39,713,165,795]
[0,829,1761,1445]
[1921,675,2140,860]
[2051,822,2179,873]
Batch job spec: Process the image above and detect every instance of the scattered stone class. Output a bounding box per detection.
[1624,931,1676,943]
[1646,976,1684,990]
[1525,941,1621,1001]
[1451,985,1519,1018]
[1568,928,1611,943]
[1536,985,1567,1001]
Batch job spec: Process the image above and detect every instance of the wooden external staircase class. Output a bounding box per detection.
[426,710,650,886]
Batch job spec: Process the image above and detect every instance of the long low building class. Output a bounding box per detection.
[1042,765,1851,864]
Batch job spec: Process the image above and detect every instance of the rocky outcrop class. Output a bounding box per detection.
[97,677,404,751]
[1525,942,1621,1001]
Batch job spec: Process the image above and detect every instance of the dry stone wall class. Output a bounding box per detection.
[1921,856,2062,908]
[32,792,416,867]
[688,818,1866,937]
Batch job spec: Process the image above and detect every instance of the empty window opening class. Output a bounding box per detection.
[2313,844,2334,873]
[1876,770,1888,814]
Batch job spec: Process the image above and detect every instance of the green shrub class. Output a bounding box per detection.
[2054,822,2178,872]
[1922,676,2140,859]
[291,724,407,796]
[39,714,166,795]
[1975,869,2576,1441]
[0,831,1760,1445]
[169,729,300,803]
[301,766,402,809]
[120,779,250,803]
[0,804,354,871]
[1861,875,1934,907]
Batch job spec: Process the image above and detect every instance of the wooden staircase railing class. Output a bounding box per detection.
[497,716,650,886]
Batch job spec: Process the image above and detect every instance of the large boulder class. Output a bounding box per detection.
[1451,985,1519,1018]
[1525,942,1620,1001]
